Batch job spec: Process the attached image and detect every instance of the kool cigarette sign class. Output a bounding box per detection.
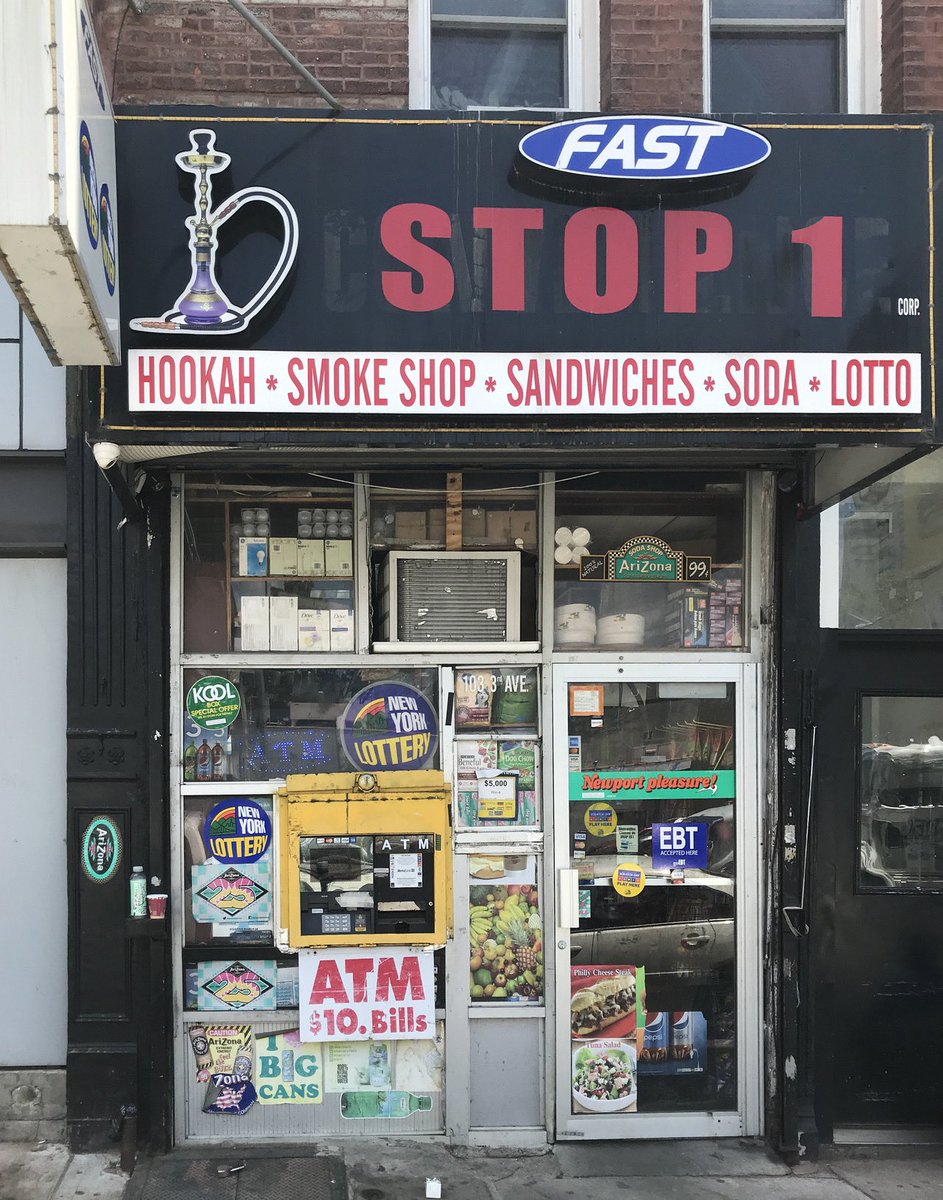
[299,948,435,1042]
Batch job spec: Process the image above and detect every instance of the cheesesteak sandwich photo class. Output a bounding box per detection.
[570,973,637,1036]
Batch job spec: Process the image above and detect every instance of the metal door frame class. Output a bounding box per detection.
[551,661,764,1139]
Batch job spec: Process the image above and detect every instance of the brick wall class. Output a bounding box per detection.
[601,0,703,114]
[882,0,943,111]
[90,0,409,109]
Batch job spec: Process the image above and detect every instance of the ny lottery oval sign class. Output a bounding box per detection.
[341,681,438,770]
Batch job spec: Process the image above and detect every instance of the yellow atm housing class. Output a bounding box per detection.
[278,769,453,948]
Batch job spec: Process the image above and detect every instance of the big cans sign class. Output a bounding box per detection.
[0,0,119,364]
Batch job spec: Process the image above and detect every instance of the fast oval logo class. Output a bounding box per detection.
[518,116,771,183]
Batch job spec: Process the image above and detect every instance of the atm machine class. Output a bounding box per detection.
[276,769,453,950]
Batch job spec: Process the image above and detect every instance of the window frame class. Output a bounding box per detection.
[409,0,599,112]
[704,0,879,115]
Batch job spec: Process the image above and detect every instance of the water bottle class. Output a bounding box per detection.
[129,865,147,917]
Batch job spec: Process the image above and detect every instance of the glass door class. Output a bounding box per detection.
[553,664,761,1139]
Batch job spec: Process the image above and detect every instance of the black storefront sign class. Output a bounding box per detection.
[100,112,937,446]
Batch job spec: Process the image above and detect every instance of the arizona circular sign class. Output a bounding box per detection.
[340,681,438,771]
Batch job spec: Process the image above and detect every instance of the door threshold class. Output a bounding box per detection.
[833,1126,943,1146]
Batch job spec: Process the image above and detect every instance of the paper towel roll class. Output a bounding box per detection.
[571,527,591,546]
[596,613,646,646]
[554,527,573,546]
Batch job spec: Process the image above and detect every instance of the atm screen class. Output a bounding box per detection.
[297,832,436,938]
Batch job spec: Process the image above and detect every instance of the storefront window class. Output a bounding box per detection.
[183,476,356,653]
[370,471,538,645]
[860,696,943,892]
[182,668,440,781]
[454,666,540,828]
[825,451,943,629]
[554,473,746,652]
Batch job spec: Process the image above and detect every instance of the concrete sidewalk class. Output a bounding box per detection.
[4,1138,943,1200]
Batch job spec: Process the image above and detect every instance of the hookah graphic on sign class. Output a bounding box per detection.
[130,128,298,335]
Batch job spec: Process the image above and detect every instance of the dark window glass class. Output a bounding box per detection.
[432,29,565,109]
[860,697,943,892]
[713,1,842,17]
[711,34,842,113]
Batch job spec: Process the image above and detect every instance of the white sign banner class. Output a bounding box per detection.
[298,948,435,1043]
[128,349,922,417]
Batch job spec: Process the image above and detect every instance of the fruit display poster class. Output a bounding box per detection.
[468,856,543,1003]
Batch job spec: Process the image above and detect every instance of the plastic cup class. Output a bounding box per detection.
[147,893,168,919]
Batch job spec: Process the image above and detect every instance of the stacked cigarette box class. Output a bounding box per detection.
[239,597,356,652]
[708,568,743,647]
[663,586,710,647]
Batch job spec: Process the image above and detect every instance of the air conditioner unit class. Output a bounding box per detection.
[376,551,522,645]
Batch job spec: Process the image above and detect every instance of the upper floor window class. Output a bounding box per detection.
[412,1,597,110]
[709,1,847,113]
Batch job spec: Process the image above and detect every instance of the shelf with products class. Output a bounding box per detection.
[368,470,539,552]
[183,488,355,653]
[554,563,744,651]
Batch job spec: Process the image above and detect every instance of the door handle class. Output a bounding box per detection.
[680,928,710,948]
[558,868,580,929]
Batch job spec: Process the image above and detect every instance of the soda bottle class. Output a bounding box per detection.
[183,741,197,782]
[129,865,146,917]
[211,736,225,781]
[340,1090,432,1119]
[196,738,212,781]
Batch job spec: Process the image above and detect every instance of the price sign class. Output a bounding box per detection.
[477,775,518,820]
[683,555,712,582]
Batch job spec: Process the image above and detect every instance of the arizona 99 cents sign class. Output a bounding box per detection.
[107,113,936,437]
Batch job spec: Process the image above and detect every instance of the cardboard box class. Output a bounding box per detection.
[427,508,446,545]
[269,595,299,651]
[296,538,325,577]
[324,538,353,576]
[268,539,298,576]
[664,588,710,647]
[463,507,488,543]
[239,596,270,651]
[509,509,537,549]
[394,511,427,542]
[329,608,355,652]
[238,537,269,577]
[183,562,229,652]
[486,510,512,544]
[297,608,331,652]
